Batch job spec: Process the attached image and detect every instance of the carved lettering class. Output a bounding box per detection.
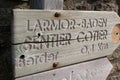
[27,19,76,32]
[77,30,108,43]
[24,33,71,50]
[16,18,110,68]
[81,18,107,28]
[16,52,59,68]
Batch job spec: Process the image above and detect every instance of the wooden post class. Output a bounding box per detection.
[29,0,63,10]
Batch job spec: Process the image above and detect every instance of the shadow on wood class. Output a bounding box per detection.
[0,8,14,80]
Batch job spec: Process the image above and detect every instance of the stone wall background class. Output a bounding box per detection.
[0,0,120,80]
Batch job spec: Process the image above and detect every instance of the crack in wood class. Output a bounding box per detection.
[12,35,110,45]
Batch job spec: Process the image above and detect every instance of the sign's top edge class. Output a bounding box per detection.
[13,9,116,13]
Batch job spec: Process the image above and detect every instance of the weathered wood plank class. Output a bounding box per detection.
[29,0,63,10]
[13,10,120,77]
[13,10,120,44]
[15,58,113,80]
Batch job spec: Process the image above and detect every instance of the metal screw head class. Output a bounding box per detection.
[53,62,59,68]
[54,12,61,17]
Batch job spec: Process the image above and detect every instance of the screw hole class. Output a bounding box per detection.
[116,33,119,35]
[38,33,41,37]
[112,23,120,43]
[20,55,25,59]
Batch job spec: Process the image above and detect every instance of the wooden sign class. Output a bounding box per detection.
[13,9,120,77]
[15,58,113,80]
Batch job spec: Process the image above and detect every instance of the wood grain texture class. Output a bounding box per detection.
[15,0,64,78]
[0,0,120,80]
[29,0,63,10]
[15,58,113,80]
[13,10,120,77]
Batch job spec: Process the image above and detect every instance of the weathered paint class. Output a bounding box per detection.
[13,10,120,77]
